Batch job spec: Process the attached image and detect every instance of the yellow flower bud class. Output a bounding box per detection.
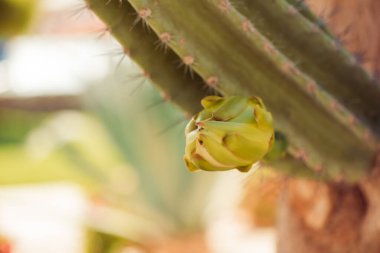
[184,96,274,172]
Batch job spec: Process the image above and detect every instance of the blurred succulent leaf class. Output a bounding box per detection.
[0,111,125,190]
[0,109,47,144]
[87,61,217,232]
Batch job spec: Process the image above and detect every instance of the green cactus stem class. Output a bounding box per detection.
[86,0,380,181]
[285,0,335,38]
[232,0,380,131]
[86,0,215,115]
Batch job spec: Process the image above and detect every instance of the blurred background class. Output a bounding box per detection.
[0,0,281,252]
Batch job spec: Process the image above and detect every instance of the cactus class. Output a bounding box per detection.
[85,0,380,182]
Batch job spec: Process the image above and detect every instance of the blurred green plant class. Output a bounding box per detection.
[0,109,47,144]
[0,60,217,251]
[87,61,217,233]
[0,0,36,38]
[0,111,124,187]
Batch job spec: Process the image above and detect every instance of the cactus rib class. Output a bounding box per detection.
[285,0,335,38]
[234,0,380,131]
[86,0,213,115]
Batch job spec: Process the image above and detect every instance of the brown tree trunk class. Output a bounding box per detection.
[278,172,380,253]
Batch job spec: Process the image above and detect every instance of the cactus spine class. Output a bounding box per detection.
[85,0,380,181]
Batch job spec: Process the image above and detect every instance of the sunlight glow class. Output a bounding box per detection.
[7,37,110,95]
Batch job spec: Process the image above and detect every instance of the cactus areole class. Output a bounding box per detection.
[184,96,274,172]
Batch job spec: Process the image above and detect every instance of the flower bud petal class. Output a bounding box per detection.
[185,96,274,172]
[197,134,251,167]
